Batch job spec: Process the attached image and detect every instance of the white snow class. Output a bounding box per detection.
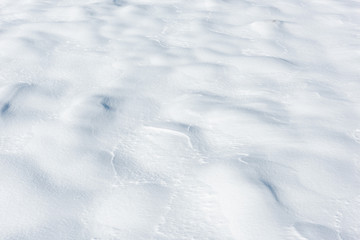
[1,0,360,239]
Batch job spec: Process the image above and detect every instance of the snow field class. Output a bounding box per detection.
[0,0,360,239]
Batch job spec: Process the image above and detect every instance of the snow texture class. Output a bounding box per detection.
[0,0,360,239]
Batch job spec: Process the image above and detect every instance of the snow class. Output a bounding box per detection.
[1,0,360,239]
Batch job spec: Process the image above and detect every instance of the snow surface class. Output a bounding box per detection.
[1,0,360,239]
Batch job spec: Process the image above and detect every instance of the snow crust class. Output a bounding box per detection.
[1,0,360,239]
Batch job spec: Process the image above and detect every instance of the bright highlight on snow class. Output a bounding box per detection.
[1,0,360,239]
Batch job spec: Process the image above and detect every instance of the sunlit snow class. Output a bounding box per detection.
[1,0,360,239]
